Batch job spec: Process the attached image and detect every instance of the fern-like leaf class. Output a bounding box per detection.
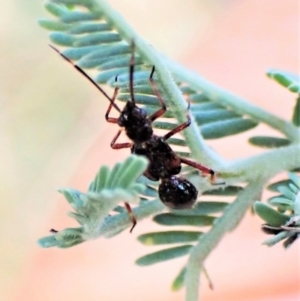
[40,0,259,156]
[38,1,300,301]
[38,155,147,248]
[254,172,300,248]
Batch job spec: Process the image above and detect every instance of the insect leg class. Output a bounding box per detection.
[148,66,167,122]
[179,157,215,182]
[180,158,225,185]
[110,129,132,149]
[124,202,137,233]
[163,111,191,140]
[105,77,120,123]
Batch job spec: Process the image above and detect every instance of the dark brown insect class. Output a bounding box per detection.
[51,41,219,232]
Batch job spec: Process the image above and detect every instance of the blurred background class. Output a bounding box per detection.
[0,0,299,300]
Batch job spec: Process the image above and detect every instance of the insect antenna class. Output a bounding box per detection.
[129,41,136,105]
[49,44,121,113]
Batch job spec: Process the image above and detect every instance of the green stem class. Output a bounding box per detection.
[185,180,265,301]
[223,143,300,182]
[167,60,300,142]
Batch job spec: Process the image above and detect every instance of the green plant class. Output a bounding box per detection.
[254,172,300,248]
[38,1,300,300]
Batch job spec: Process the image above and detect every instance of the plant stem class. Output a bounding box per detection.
[223,143,300,182]
[167,60,300,142]
[185,180,265,301]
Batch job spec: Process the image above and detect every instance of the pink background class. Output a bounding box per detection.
[0,0,299,300]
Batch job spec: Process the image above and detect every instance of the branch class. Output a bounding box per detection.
[185,180,265,301]
[167,59,300,142]
[223,143,300,182]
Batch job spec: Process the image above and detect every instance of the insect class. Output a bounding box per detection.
[50,42,220,231]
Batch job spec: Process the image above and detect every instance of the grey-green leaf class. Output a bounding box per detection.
[193,109,239,126]
[61,11,101,23]
[58,188,85,209]
[172,267,186,291]
[292,96,300,126]
[288,172,300,188]
[203,186,243,196]
[74,32,121,47]
[38,235,60,248]
[189,94,210,103]
[69,23,111,34]
[95,67,131,83]
[254,202,290,226]
[50,31,76,46]
[118,94,159,106]
[89,165,110,192]
[201,118,258,139]
[249,136,290,148]
[262,231,290,247]
[45,2,69,17]
[38,19,71,31]
[136,245,192,266]
[62,45,100,60]
[173,201,228,215]
[267,179,293,192]
[116,156,148,188]
[51,0,93,7]
[277,186,296,200]
[291,198,300,215]
[140,186,158,198]
[153,213,216,226]
[138,231,202,245]
[268,197,294,207]
[267,69,300,93]
[38,227,85,248]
